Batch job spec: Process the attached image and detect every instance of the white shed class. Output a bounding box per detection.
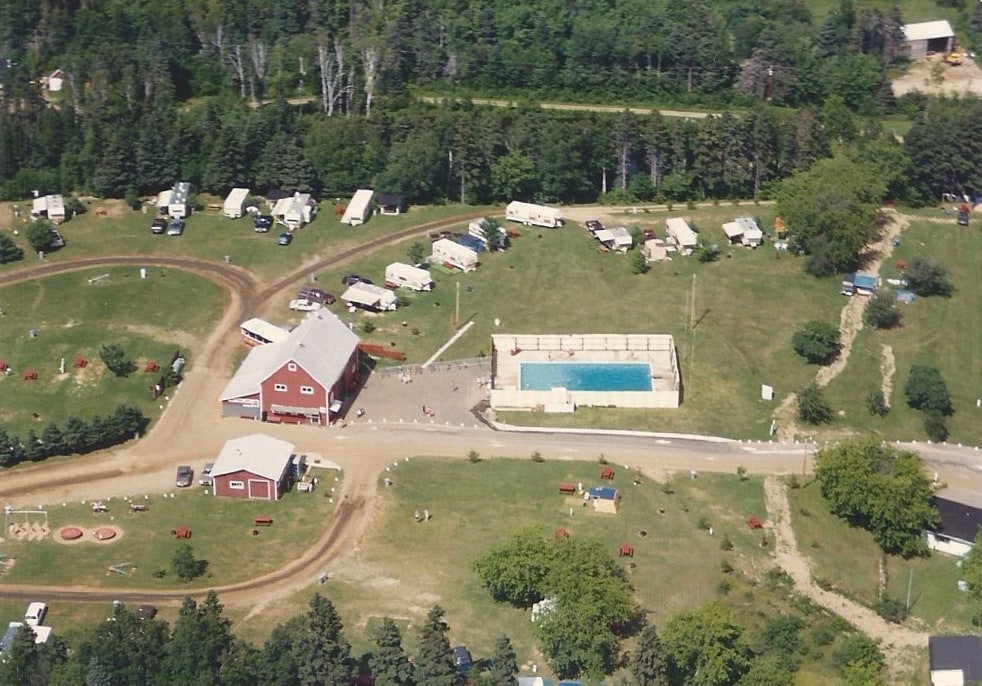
[903,20,954,59]
[273,192,315,229]
[341,189,374,226]
[385,262,434,291]
[342,282,398,311]
[431,238,478,272]
[224,188,250,219]
[505,201,562,228]
[665,217,698,254]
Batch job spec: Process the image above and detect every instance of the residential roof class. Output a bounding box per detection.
[594,228,615,244]
[588,486,618,500]
[609,226,633,247]
[377,192,404,206]
[225,188,250,207]
[932,489,982,543]
[212,434,295,481]
[903,20,954,42]
[274,192,314,219]
[0,622,50,653]
[221,310,360,401]
[929,636,982,683]
[171,181,191,205]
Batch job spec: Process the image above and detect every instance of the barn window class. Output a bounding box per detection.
[274,383,287,392]
[300,385,314,395]
[287,362,297,372]
[229,480,245,490]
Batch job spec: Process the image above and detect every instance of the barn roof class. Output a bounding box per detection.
[220,310,359,401]
[212,434,294,481]
[903,20,954,42]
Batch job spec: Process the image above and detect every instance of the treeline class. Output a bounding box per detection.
[0,404,149,468]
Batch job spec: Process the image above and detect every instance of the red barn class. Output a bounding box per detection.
[220,309,361,426]
[211,434,295,500]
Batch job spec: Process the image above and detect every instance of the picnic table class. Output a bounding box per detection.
[558,482,576,495]
[253,516,273,527]
[172,526,191,539]
[618,543,634,558]
[22,369,37,380]
[600,466,615,480]
[129,503,148,513]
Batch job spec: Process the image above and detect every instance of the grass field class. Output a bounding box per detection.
[0,267,224,436]
[0,480,336,588]
[786,478,974,632]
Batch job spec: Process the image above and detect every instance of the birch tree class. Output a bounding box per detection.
[318,36,346,116]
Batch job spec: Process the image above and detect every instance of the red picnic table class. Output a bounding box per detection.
[618,543,634,558]
[73,357,87,368]
[600,466,615,480]
[22,369,37,380]
[172,526,191,539]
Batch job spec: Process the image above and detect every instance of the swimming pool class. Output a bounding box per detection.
[520,362,652,392]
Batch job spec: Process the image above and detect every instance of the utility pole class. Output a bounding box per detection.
[905,567,914,611]
[454,281,460,329]
[689,274,697,330]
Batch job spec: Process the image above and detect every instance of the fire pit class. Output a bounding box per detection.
[59,526,83,541]
[94,527,116,541]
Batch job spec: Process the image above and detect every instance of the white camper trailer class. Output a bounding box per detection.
[665,217,698,255]
[340,189,374,226]
[168,182,192,218]
[505,201,562,228]
[385,262,434,291]
[431,238,478,272]
[342,282,398,311]
[30,194,66,224]
[223,188,250,219]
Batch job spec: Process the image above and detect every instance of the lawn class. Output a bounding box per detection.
[823,219,982,445]
[0,267,224,436]
[0,481,337,589]
[786,478,974,632]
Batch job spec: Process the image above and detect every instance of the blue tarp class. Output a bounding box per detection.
[457,234,485,252]
[853,274,877,290]
[588,486,618,500]
[896,290,915,304]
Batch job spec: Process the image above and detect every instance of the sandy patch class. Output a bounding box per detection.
[892,53,982,98]
[880,344,896,408]
[123,324,198,350]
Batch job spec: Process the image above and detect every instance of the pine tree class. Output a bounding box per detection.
[371,617,413,686]
[413,606,457,686]
[293,594,352,686]
[630,626,670,686]
[488,635,518,686]
[0,233,24,264]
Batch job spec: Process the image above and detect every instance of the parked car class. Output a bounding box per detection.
[585,219,604,233]
[175,465,193,487]
[48,229,65,248]
[24,602,47,627]
[452,646,473,674]
[297,286,336,305]
[289,298,322,312]
[166,218,185,236]
[254,215,273,232]
[199,462,214,486]
[277,231,293,246]
[341,274,373,286]
[150,218,167,234]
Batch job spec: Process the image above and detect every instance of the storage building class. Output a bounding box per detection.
[211,434,295,500]
[903,20,954,59]
[377,193,406,215]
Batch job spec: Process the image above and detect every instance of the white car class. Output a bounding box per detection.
[289,298,322,312]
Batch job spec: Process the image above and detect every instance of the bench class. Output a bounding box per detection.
[558,482,576,495]
[254,516,273,527]
[600,466,615,480]
[129,503,148,513]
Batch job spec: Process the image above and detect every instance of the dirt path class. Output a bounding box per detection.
[881,345,896,407]
[774,211,907,440]
[763,477,927,669]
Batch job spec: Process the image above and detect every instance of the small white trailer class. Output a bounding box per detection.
[385,262,434,291]
[431,238,478,272]
[342,282,398,311]
[340,189,374,226]
[223,188,250,219]
[505,201,562,228]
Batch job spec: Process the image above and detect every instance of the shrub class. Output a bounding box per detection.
[904,365,953,416]
[720,560,733,573]
[736,465,748,480]
[697,516,712,530]
[720,536,733,551]
[797,383,833,425]
[905,257,952,297]
[834,633,884,671]
[467,450,481,463]
[873,595,908,623]
[698,243,721,263]
[865,389,889,417]
[0,234,24,264]
[631,250,649,274]
[864,291,902,329]
[792,321,840,364]
[362,321,376,334]
[530,451,544,463]
[924,413,949,442]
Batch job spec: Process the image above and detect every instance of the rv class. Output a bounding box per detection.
[341,189,374,226]
[385,262,434,292]
[342,282,398,311]
[505,201,562,228]
[431,238,478,272]
[223,188,250,219]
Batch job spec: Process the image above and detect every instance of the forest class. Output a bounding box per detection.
[1,0,982,207]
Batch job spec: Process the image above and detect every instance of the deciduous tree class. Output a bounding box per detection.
[662,604,750,686]
[904,366,953,416]
[792,321,840,364]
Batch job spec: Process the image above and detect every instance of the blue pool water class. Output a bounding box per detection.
[520,362,652,392]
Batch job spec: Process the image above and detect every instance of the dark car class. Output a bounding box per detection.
[585,219,604,233]
[452,646,473,674]
[254,215,273,232]
[175,465,193,487]
[341,274,373,286]
[166,218,185,236]
[278,231,293,246]
[150,218,167,234]
[298,287,336,305]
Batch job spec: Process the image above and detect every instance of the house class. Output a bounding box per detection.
[643,238,669,262]
[342,282,399,311]
[721,217,763,247]
[158,182,191,218]
[341,189,374,226]
[505,201,562,228]
[46,69,64,92]
[385,262,434,291]
[30,194,66,224]
[223,188,250,219]
[220,309,361,425]
[273,192,316,229]
[903,20,954,59]
[211,434,296,500]
[587,486,620,514]
[926,489,982,557]
[431,238,478,272]
[929,635,982,686]
[665,217,698,255]
[240,318,291,346]
[377,193,406,215]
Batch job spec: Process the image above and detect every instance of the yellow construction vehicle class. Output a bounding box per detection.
[946,51,962,66]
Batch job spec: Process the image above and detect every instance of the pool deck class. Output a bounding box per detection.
[490,333,680,411]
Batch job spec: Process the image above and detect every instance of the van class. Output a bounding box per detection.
[24,602,46,627]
